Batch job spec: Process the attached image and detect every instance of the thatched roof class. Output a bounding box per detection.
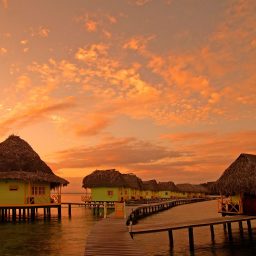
[82,169,144,189]
[83,169,126,188]
[176,183,206,193]
[142,180,158,191]
[214,153,256,195]
[0,135,69,188]
[122,173,143,190]
[158,181,178,191]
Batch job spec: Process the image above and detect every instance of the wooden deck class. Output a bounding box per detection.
[130,215,256,251]
[85,216,144,256]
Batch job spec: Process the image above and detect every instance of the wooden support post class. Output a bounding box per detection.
[31,208,35,221]
[210,225,215,242]
[19,209,21,221]
[58,205,61,220]
[239,221,244,237]
[1,209,4,222]
[247,220,252,239]
[168,229,174,250]
[188,227,194,251]
[223,223,227,233]
[12,208,16,222]
[48,207,51,218]
[23,208,26,220]
[43,208,46,219]
[68,203,72,218]
[227,222,232,240]
[103,202,107,219]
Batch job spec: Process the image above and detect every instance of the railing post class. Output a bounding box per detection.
[188,227,194,251]
[168,229,174,249]
[210,225,215,242]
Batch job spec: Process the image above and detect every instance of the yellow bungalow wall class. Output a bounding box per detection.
[0,180,51,205]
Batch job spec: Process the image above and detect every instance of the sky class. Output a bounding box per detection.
[0,0,255,193]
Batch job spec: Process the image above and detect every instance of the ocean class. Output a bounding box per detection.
[1,195,256,255]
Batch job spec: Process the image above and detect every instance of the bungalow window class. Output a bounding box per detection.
[107,190,113,197]
[39,186,45,195]
[165,192,168,195]
[32,186,38,195]
[9,185,19,191]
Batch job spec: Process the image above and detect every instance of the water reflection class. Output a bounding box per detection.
[132,200,256,255]
[0,194,98,256]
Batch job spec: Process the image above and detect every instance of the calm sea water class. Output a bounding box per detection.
[0,194,98,256]
[1,196,256,255]
[132,200,256,256]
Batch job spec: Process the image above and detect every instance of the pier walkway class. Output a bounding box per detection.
[85,198,207,255]
[85,206,144,256]
[130,215,256,251]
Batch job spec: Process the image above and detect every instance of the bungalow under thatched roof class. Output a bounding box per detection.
[158,181,178,191]
[0,135,69,188]
[142,179,158,191]
[214,153,256,195]
[83,169,126,188]
[176,183,204,193]
[122,173,143,190]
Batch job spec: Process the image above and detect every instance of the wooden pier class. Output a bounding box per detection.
[126,198,207,225]
[0,203,62,222]
[85,215,144,256]
[129,215,256,251]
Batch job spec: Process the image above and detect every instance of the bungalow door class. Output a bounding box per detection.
[243,194,256,215]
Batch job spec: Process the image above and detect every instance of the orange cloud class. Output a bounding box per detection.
[75,114,111,137]
[85,20,98,32]
[0,47,7,55]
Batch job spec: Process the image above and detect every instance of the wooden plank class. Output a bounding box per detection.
[85,217,144,256]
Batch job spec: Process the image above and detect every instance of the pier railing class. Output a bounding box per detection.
[126,198,207,225]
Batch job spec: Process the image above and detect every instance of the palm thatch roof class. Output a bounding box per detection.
[158,181,179,191]
[0,135,69,188]
[214,153,256,195]
[83,169,144,189]
[142,179,158,191]
[122,173,143,190]
[83,169,124,188]
[176,183,206,193]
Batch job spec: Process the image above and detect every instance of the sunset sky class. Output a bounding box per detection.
[0,0,255,192]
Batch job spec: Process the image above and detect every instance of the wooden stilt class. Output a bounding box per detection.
[227,222,232,240]
[210,225,215,242]
[168,229,174,249]
[12,208,16,222]
[239,221,244,237]
[223,223,227,233]
[247,220,252,239]
[68,203,71,218]
[188,227,194,251]
[58,205,61,220]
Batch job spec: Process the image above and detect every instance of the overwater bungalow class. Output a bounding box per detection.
[122,173,143,200]
[158,181,179,199]
[176,183,207,198]
[83,169,125,202]
[83,169,147,202]
[0,135,69,206]
[215,153,256,215]
[142,180,159,199]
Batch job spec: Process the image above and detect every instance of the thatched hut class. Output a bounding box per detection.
[214,153,256,215]
[122,173,143,200]
[83,169,126,201]
[0,135,68,205]
[176,183,207,198]
[142,180,159,199]
[158,181,179,199]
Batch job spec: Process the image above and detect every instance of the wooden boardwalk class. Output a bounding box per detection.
[85,216,144,256]
[130,215,256,251]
